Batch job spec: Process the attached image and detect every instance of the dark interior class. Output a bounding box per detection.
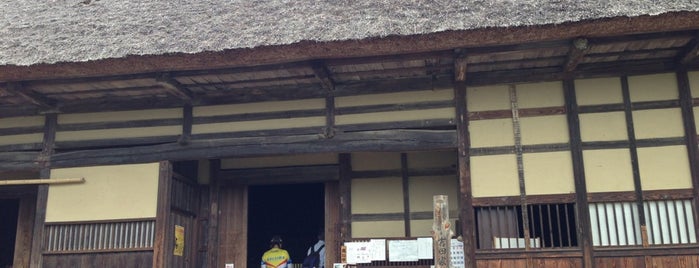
[248,183,325,268]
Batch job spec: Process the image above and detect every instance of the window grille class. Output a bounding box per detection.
[475,203,577,250]
[589,199,696,246]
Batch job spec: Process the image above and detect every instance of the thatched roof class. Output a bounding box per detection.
[2,0,699,66]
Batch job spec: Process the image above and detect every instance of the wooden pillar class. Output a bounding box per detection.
[153,161,174,268]
[325,181,341,265]
[676,71,699,238]
[207,159,221,268]
[454,81,476,268]
[339,153,352,241]
[401,153,411,236]
[179,104,193,145]
[563,79,595,267]
[29,113,56,268]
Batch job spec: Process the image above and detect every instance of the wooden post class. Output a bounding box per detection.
[563,79,595,267]
[454,66,476,268]
[207,159,221,268]
[339,154,352,241]
[676,71,699,239]
[153,161,173,268]
[29,113,56,268]
[432,195,453,268]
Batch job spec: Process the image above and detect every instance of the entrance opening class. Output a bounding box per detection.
[0,199,19,268]
[248,183,324,268]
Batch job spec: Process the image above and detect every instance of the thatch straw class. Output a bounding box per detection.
[1,0,698,66]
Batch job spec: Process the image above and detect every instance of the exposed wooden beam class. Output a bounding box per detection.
[564,38,590,72]
[4,83,55,109]
[678,35,699,66]
[46,130,457,168]
[155,73,195,103]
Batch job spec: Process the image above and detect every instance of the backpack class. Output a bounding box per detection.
[301,244,325,268]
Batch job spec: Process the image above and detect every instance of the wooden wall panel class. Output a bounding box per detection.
[595,255,699,268]
[476,259,527,268]
[42,251,153,268]
[594,256,645,267]
[217,185,247,268]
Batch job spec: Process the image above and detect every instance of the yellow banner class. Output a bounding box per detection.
[174,225,185,256]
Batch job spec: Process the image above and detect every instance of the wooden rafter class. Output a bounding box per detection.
[564,38,590,72]
[311,61,335,91]
[3,83,55,109]
[678,34,699,66]
[155,73,194,103]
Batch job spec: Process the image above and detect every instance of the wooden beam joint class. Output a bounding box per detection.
[564,38,590,73]
[4,82,56,110]
[454,53,468,82]
[678,34,699,66]
[311,61,335,92]
[155,73,195,103]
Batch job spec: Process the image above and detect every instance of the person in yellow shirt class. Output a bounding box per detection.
[261,235,292,268]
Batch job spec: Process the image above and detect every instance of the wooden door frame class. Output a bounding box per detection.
[0,185,37,268]
[212,163,341,267]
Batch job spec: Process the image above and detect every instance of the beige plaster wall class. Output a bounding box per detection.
[58,108,181,124]
[335,108,453,125]
[471,154,519,197]
[410,219,456,237]
[575,77,623,105]
[467,85,510,112]
[469,119,515,147]
[523,152,575,195]
[406,150,456,169]
[47,163,160,222]
[632,108,684,139]
[583,149,634,193]
[628,73,678,102]
[56,108,182,141]
[408,175,459,212]
[520,115,569,145]
[579,112,628,142]
[221,153,338,169]
[192,116,325,134]
[193,99,325,116]
[352,152,401,171]
[352,177,404,214]
[352,221,405,238]
[0,133,44,146]
[336,89,453,107]
[0,115,45,128]
[688,71,699,98]
[0,115,45,146]
[516,81,564,108]
[637,145,692,190]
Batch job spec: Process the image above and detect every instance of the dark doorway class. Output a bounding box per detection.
[248,183,324,268]
[0,199,19,268]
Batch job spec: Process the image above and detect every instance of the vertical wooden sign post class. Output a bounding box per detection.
[432,195,453,268]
